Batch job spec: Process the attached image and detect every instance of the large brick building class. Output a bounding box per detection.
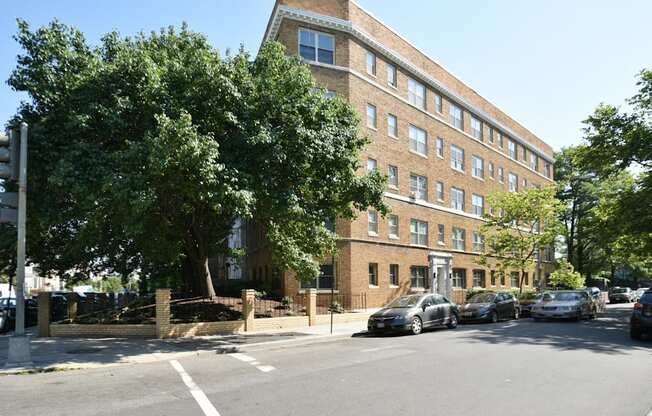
[244,0,556,306]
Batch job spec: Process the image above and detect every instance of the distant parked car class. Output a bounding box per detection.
[632,288,649,303]
[0,298,38,332]
[367,294,459,335]
[531,290,596,320]
[630,289,652,340]
[609,287,635,303]
[518,292,545,316]
[458,291,519,323]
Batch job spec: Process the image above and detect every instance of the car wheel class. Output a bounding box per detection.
[446,313,458,329]
[513,308,520,320]
[410,316,423,335]
[490,311,498,324]
[630,327,642,340]
[575,310,582,321]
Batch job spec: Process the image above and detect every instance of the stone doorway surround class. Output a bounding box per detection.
[428,252,453,300]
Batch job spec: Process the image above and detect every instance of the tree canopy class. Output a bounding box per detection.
[2,20,387,296]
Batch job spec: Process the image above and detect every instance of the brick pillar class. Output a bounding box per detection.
[155,289,171,339]
[37,292,51,337]
[66,292,78,321]
[242,289,256,332]
[305,288,317,326]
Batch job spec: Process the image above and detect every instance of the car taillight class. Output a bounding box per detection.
[634,302,643,311]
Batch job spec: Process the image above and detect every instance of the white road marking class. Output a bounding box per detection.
[250,361,261,365]
[229,352,276,373]
[230,353,256,362]
[361,346,395,353]
[256,365,276,373]
[169,360,221,416]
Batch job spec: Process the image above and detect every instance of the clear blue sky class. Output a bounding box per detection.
[2,0,651,151]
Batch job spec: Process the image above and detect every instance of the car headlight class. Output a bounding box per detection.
[392,316,405,322]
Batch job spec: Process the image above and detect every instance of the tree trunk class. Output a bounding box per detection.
[519,269,525,294]
[183,231,216,299]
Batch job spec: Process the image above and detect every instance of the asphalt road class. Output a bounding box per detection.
[2,305,651,416]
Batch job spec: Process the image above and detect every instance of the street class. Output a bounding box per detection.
[2,304,650,416]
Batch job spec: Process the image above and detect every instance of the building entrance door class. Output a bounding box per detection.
[428,252,453,299]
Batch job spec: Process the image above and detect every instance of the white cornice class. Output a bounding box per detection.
[264,5,555,164]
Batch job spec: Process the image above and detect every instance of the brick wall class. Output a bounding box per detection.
[49,324,156,338]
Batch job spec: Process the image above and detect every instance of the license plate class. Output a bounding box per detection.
[376,322,385,328]
[463,312,473,317]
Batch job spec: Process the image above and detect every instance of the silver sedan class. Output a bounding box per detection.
[530,291,597,321]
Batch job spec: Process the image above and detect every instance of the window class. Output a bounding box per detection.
[500,272,506,286]
[471,116,483,140]
[408,78,426,109]
[299,29,334,64]
[436,181,444,201]
[301,264,335,289]
[490,270,497,286]
[450,145,465,171]
[508,173,518,192]
[410,219,428,246]
[488,127,494,143]
[510,272,519,287]
[523,272,529,286]
[497,131,503,148]
[323,90,337,99]
[388,214,399,238]
[366,51,376,76]
[389,264,399,286]
[498,167,504,183]
[367,158,377,172]
[388,165,398,188]
[452,227,465,250]
[368,210,378,235]
[452,268,466,288]
[472,231,485,252]
[508,140,517,159]
[367,104,377,129]
[387,114,398,138]
[435,94,442,113]
[437,224,445,244]
[472,194,484,216]
[387,63,397,87]
[449,103,463,129]
[409,125,427,156]
[523,178,528,189]
[472,155,484,179]
[530,153,538,171]
[488,162,495,179]
[369,263,378,286]
[544,163,551,178]
[436,137,444,158]
[410,174,428,200]
[451,187,465,211]
[410,266,427,289]
[473,270,485,287]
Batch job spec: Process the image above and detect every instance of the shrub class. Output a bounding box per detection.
[328,301,344,314]
[549,259,585,289]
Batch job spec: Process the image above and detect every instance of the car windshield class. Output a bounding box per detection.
[520,293,542,300]
[468,293,496,303]
[612,288,628,293]
[0,298,16,307]
[385,295,423,308]
[554,292,583,301]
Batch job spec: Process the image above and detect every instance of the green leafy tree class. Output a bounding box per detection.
[477,186,564,293]
[549,259,585,289]
[2,21,386,297]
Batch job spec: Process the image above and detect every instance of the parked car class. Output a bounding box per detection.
[531,290,596,320]
[518,292,545,316]
[458,291,519,323]
[609,287,635,303]
[634,288,649,302]
[630,289,652,340]
[0,298,38,333]
[367,294,459,335]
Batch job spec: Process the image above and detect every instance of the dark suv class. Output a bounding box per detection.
[630,289,652,340]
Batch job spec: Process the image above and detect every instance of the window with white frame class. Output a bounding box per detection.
[367,158,377,172]
[387,63,397,87]
[389,264,399,286]
[472,232,485,252]
[410,266,427,289]
[387,114,398,138]
[471,116,483,140]
[410,174,428,200]
[498,167,504,183]
[388,214,399,238]
[508,173,518,192]
[452,227,466,251]
[544,163,551,178]
[488,127,494,143]
[436,137,444,158]
[369,263,378,286]
[409,125,427,156]
[366,51,376,76]
[437,224,445,244]
[530,153,538,171]
[408,78,426,109]
[450,145,465,171]
[436,181,444,201]
[435,94,442,113]
[508,140,517,159]
[449,103,463,129]
[510,272,519,287]
[410,219,428,246]
[368,210,378,235]
[472,194,484,216]
[451,187,465,211]
[472,155,484,179]
[299,29,334,64]
[452,268,466,288]
[388,165,398,188]
[367,104,377,129]
[497,131,503,148]
[472,269,485,287]
[488,162,495,179]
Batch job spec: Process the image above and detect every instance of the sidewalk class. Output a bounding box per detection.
[0,319,369,374]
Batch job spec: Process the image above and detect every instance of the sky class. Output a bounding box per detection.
[1,0,651,152]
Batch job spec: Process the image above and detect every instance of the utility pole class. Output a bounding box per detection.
[4,123,32,369]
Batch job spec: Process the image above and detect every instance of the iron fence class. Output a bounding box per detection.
[255,295,306,318]
[316,293,367,314]
[170,296,243,323]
